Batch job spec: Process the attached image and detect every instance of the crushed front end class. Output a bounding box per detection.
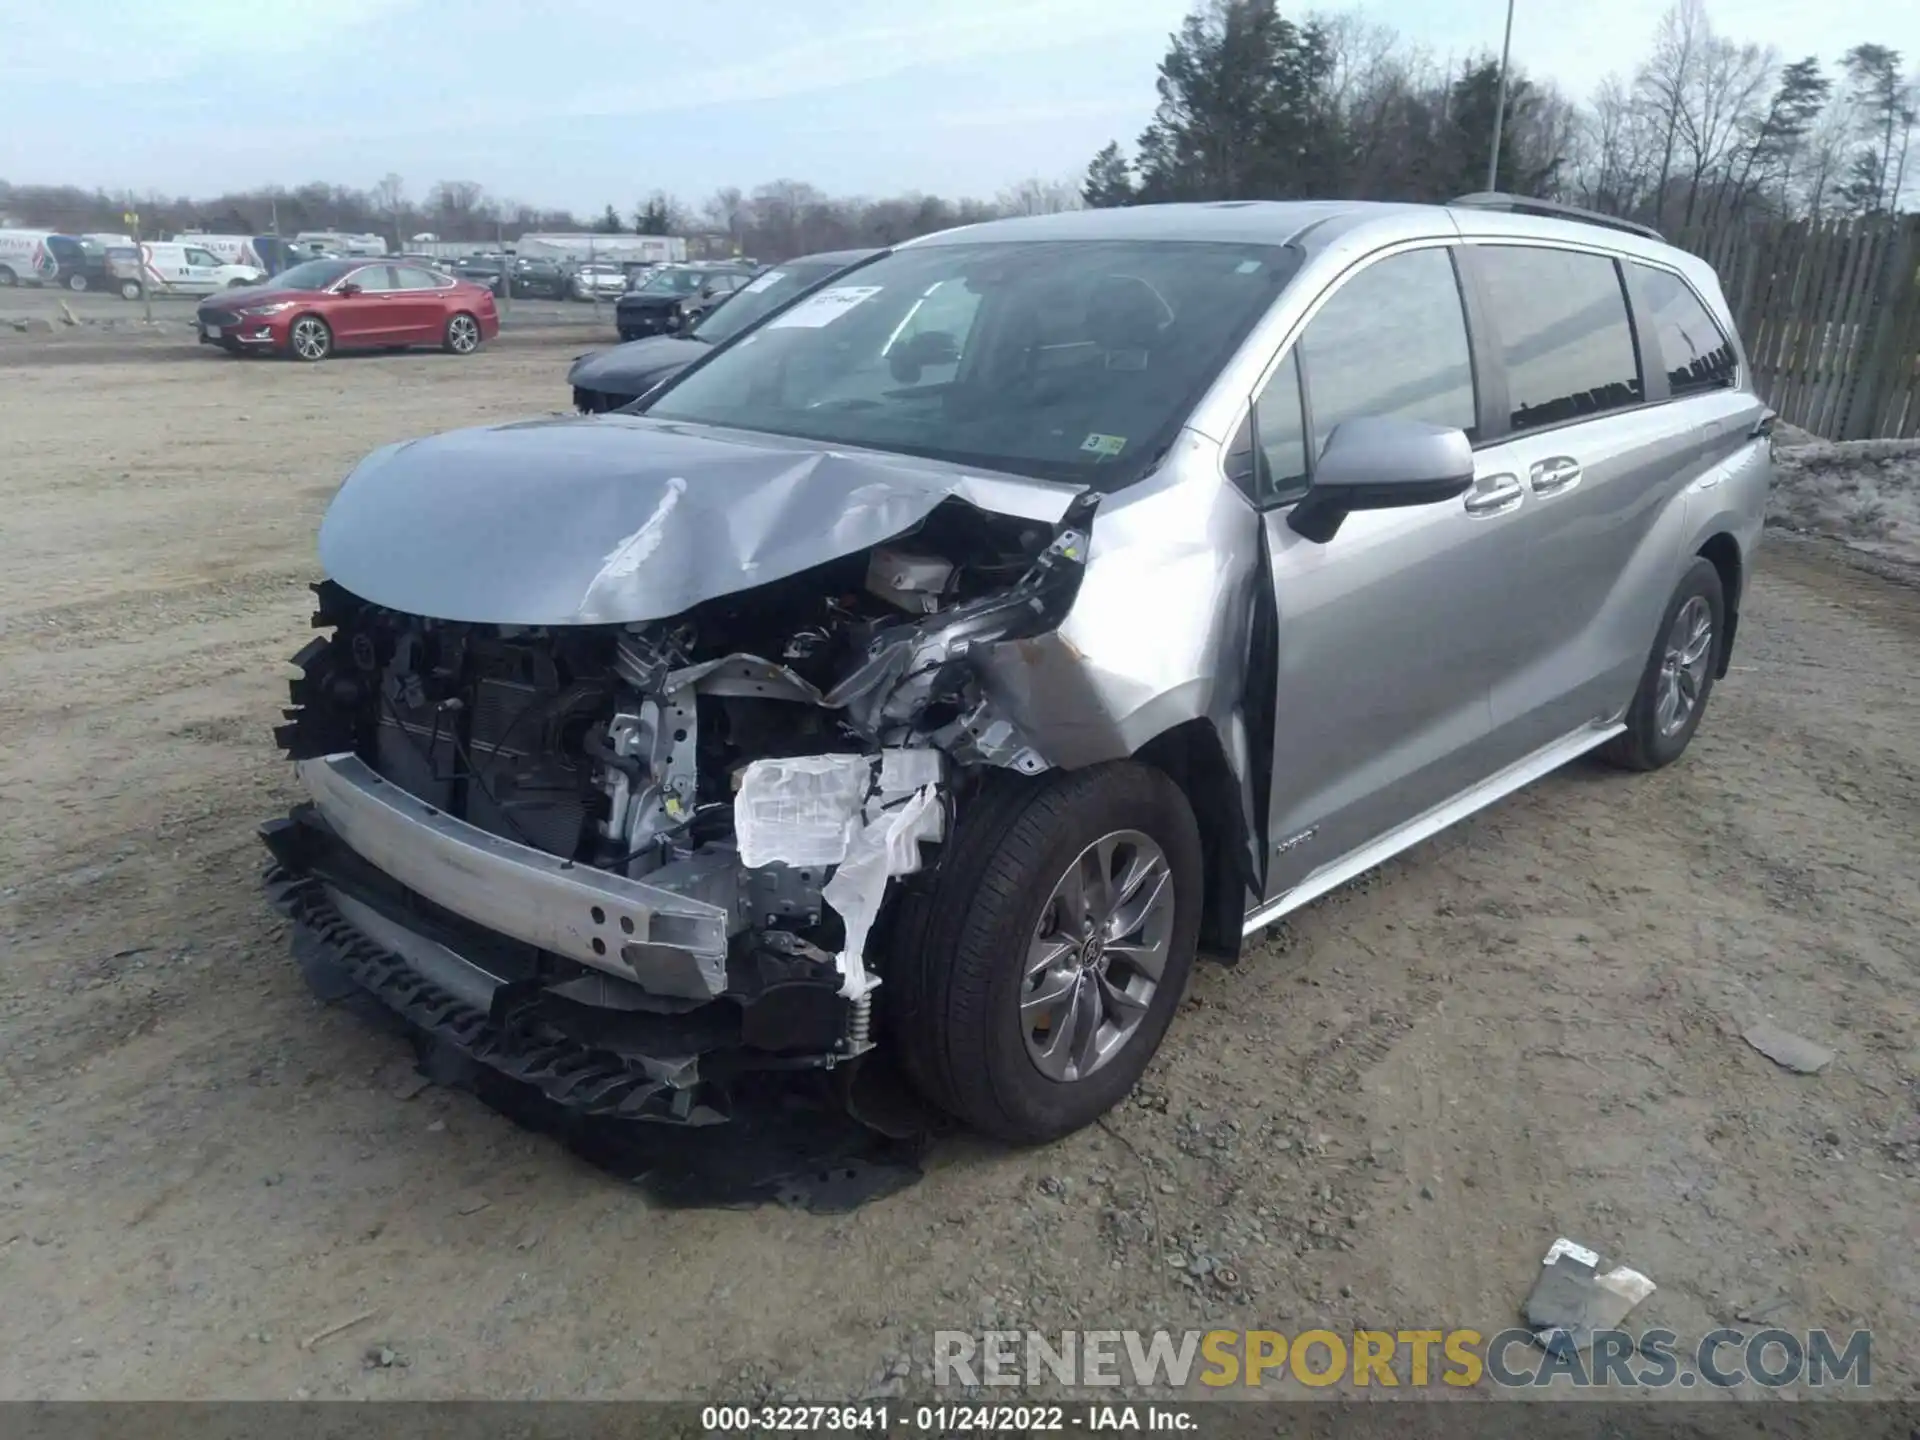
[261,499,1092,1126]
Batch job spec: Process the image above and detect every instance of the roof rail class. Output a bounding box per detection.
[1449,192,1666,244]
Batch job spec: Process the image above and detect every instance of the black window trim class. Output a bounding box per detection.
[1453,237,1651,443]
[1623,256,1741,404]
[1225,238,1483,513]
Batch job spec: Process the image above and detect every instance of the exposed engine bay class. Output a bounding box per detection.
[262,495,1095,1124]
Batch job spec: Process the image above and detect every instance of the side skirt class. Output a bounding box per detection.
[1241,720,1625,937]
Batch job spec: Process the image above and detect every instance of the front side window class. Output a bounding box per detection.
[348,265,398,292]
[1297,246,1477,457]
[640,268,708,296]
[1476,245,1641,431]
[1631,263,1736,397]
[645,240,1298,490]
[184,248,221,267]
[268,259,357,292]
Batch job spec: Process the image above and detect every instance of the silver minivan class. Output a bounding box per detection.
[264,197,1772,1143]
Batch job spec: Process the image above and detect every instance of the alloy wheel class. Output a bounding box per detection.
[1656,594,1714,736]
[448,315,480,353]
[290,318,329,361]
[1021,830,1174,1083]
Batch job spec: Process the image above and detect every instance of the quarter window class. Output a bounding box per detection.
[1297,247,1477,456]
[1243,349,1310,506]
[1631,263,1736,396]
[1475,245,1642,431]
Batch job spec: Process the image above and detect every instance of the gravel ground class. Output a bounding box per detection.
[1,340,1915,1402]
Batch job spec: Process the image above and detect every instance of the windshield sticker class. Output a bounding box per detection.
[767,285,884,329]
[1235,259,1264,274]
[740,270,785,294]
[1080,433,1128,458]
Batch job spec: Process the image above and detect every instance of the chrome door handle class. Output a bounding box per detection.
[1463,473,1524,516]
[1529,456,1583,494]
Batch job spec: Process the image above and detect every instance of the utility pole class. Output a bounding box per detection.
[126,201,152,326]
[1486,0,1517,192]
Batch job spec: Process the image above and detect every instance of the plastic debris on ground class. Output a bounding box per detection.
[1742,1020,1835,1074]
[1522,1237,1657,1353]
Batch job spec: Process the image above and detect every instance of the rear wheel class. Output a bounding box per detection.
[1601,556,1725,772]
[288,315,332,362]
[886,763,1202,1143]
[119,279,142,301]
[443,311,482,355]
[67,274,89,292]
[0,266,16,287]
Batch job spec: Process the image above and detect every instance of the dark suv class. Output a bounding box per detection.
[613,264,756,341]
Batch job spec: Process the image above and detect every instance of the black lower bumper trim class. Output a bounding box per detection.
[264,864,729,1125]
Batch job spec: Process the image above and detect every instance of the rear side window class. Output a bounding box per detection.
[1475,245,1641,431]
[1632,264,1737,396]
[1297,246,1478,455]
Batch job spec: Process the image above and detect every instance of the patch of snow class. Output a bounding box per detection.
[1769,432,1920,572]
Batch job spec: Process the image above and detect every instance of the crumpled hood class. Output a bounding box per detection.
[317,415,1085,626]
[567,336,707,391]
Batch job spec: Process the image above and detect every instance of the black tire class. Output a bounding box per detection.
[67,274,89,292]
[1601,555,1726,772]
[226,277,250,288]
[287,314,332,362]
[886,762,1203,1143]
[119,279,142,301]
[0,265,16,287]
[443,311,482,355]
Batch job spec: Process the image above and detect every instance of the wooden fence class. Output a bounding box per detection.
[1672,214,1920,440]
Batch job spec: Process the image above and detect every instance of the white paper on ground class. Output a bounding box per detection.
[823,785,942,998]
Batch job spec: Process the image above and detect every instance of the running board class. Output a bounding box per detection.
[1242,721,1624,937]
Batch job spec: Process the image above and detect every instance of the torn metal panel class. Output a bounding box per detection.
[317,417,1084,627]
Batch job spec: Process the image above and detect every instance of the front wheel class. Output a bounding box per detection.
[287,315,332,362]
[886,763,1202,1143]
[443,311,482,355]
[119,279,142,301]
[0,266,17,287]
[1601,556,1726,772]
[67,274,89,292]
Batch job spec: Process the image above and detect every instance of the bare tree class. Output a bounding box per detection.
[997,177,1084,215]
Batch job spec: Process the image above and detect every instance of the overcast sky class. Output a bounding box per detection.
[2,0,1915,211]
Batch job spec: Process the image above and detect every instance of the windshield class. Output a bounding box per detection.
[638,267,713,296]
[270,259,358,291]
[644,240,1297,488]
[691,260,851,343]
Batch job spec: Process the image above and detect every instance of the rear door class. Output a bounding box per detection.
[1457,241,1683,762]
[1246,243,1516,900]
[387,265,451,343]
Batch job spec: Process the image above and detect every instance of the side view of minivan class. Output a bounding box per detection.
[262,195,1772,1147]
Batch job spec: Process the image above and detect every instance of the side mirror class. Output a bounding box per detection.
[1287,416,1474,544]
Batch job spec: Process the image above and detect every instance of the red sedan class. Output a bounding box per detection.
[196,257,499,361]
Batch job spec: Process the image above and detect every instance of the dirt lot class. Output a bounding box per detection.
[1,337,1916,1403]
